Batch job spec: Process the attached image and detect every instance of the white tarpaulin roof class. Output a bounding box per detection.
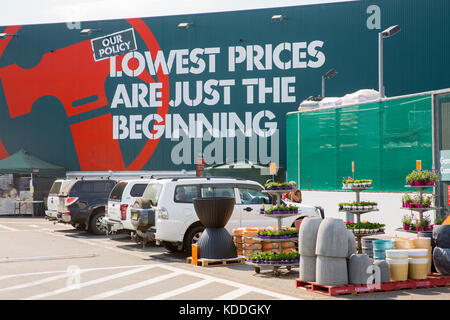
[299,89,380,110]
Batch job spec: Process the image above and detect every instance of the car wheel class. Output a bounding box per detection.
[184,226,205,256]
[89,210,106,235]
[163,241,179,253]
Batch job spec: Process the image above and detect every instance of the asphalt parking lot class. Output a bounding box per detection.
[0,216,449,300]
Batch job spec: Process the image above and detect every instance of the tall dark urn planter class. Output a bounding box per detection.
[193,197,237,259]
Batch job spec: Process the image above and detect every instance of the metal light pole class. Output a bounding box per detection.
[378,32,384,98]
[378,25,400,98]
[321,75,325,98]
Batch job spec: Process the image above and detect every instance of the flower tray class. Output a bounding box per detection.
[401,203,430,209]
[249,258,300,264]
[265,186,295,191]
[257,234,298,240]
[408,181,435,186]
[259,210,299,215]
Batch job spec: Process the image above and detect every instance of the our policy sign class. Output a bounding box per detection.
[91,28,137,61]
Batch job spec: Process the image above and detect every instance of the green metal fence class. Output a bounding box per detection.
[286,94,433,192]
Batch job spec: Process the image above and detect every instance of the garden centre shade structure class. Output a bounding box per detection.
[0,149,65,176]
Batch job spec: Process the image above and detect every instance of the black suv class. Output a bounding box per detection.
[58,179,117,234]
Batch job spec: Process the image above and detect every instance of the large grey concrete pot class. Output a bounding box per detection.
[193,197,237,259]
[298,217,322,256]
[347,230,357,258]
[316,218,348,258]
[299,255,317,282]
[348,254,371,285]
[433,225,450,249]
[373,260,390,283]
[316,255,348,286]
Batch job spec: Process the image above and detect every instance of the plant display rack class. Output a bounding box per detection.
[340,183,383,252]
[245,188,300,277]
[401,184,436,228]
[295,273,450,296]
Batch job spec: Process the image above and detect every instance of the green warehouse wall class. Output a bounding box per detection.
[286,94,433,192]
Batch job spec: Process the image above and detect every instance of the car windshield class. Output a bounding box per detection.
[142,183,163,206]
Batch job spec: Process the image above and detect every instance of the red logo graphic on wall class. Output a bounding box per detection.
[0,19,169,170]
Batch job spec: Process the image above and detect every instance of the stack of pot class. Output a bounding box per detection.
[386,249,409,281]
[315,218,349,286]
[298,217,322,282]
[412,237,432,274]
[394,238,414,250]
[432,225,450,275]
[373,240,394,260]
[408,249,429,279]
[361,237,378,259]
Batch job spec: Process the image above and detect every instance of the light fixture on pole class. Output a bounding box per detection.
[80,28,101,36]
[0,33,18,40]
[271,15,286,22]
[177,22,193,29]
[378,25,400,98]
[321,68,338,98]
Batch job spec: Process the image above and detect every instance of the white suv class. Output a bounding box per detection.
[102,179,151,234]
[46,179,71,221]
[132,177,322,254]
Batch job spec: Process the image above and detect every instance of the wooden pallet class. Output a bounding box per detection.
[187,256,245,267]
[295,273,450,296]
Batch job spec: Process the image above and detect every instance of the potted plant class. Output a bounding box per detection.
[402,214,412,230]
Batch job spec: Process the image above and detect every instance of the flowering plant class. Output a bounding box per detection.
[260,203,298,215]
[264,181,294,189]
[249,250,300,263]
[405,170,439,186]
[257,228,298,238]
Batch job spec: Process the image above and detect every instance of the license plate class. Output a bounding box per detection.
[132,212,139,220]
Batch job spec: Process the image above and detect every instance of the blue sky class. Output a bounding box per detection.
[1,0,356,25]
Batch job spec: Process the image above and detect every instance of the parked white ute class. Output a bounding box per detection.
[45,179,70,221]
[131,177,324,254]
[102,179,151,234]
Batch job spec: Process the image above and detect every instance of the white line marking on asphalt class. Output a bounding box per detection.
[159,265,300,300]
[0,273,71,293]
[86,271,181,300]
[213,288,252,300]
[23,265,157,300]
[0,264,151,281]
[146,279,213,300]
[28,225,40,228]
[0,224,18,231]
[34,227,301,300]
